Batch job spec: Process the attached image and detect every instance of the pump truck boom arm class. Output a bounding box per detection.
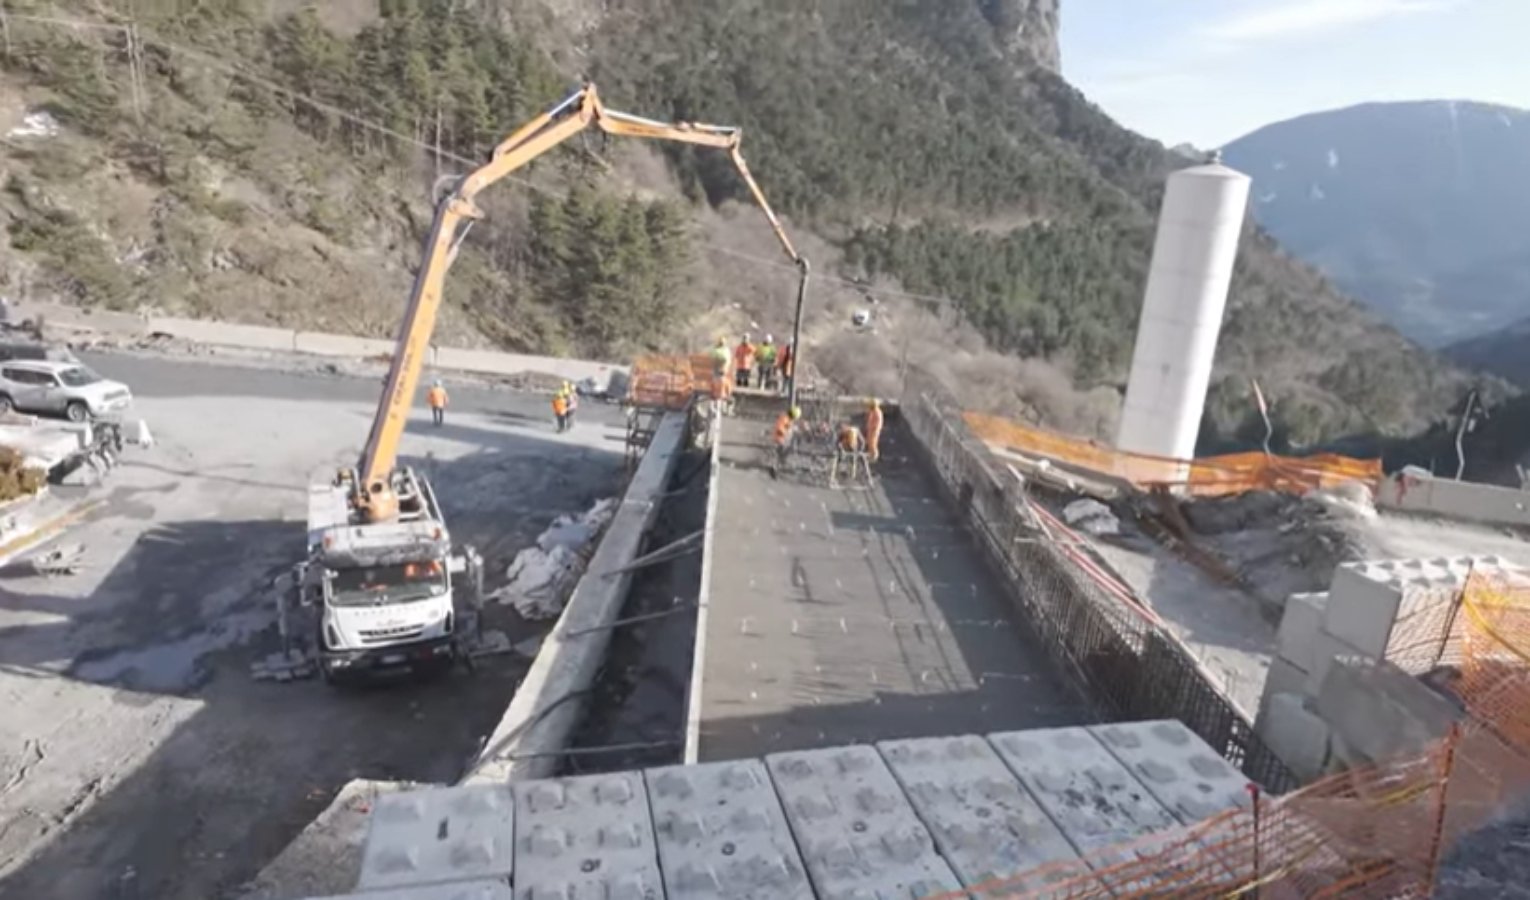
[355,84,807,521]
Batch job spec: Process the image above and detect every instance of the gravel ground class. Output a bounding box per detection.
[0,350,628,900]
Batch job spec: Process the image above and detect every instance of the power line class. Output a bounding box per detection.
[7,9,969,314]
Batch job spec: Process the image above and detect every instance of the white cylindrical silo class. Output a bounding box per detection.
[1115,162,1251,462]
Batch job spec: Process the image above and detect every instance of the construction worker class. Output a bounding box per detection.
[552,387,569,433]
[865,397,884,464]
[711,336,730,380]
[779,342,794,395]
[733,334,755,388]
[756,334,778,390]
[426,379,449,427]
[563,381,579,430]
[831,421,870,486]
[771,405,801,478]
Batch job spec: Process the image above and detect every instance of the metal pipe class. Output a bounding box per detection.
[1455,388,1478,481]
[787,258,811,409]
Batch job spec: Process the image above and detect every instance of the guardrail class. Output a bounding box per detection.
[902,371,1297,793]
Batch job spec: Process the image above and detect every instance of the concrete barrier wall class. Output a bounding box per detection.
[433,347,622,389]
[293,331,396,359]
[148,316,297,352]
[18,300,630,391]
[1378,466,1530,529]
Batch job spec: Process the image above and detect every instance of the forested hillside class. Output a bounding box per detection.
[0,0,1483,445]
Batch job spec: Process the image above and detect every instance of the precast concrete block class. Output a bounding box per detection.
[357,784,515,890]
[986,727,1177,862]
[1314,657,1463,767]
[1261,693,1331,782]
[766,744,960,900]
[303,880,513,900]
[1304,629,1374,698]
[1089,720,1252,822]
[1327,562,1407,658]
[511,772,662,900]
[877,735,1078,888]
[1257,656,1308,732]
[1276,592,1327,673]
[643,759,812,899]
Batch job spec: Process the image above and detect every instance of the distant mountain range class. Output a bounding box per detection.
[1223,100,1530,349]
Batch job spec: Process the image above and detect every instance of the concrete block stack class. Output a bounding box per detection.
[1256,555,1523,781]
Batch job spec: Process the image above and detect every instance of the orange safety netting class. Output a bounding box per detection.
[627,354,723,410]
[963,411,1382,497]
[919,572,1530,899]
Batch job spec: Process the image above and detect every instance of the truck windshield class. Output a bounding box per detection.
[329,561,446,606]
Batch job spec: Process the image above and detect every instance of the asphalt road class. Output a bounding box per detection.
[0,350,630,899]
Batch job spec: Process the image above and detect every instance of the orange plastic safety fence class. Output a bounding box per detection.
[917,570,1530,900]
[962,412,1382,498]
[628,353,724,410]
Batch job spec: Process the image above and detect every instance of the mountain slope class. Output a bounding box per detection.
[1447,318,1530,387]
[585,0,1471,442]
[1224,100,1530,347]
[0,0,1476,446]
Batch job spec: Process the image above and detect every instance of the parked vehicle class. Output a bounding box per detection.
[0,360,133,421]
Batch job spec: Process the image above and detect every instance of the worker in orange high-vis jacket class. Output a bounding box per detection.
[770,405,800,479]
[426,379,449,427]
[865,397,884,463]
[733,335,756,388]
[552,389,569,433]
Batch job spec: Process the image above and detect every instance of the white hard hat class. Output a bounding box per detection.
[764,333,773,342]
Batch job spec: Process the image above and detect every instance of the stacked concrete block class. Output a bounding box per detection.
[1257,555,1524,782]
[1261,694,1332,780]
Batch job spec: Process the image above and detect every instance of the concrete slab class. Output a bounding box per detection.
[1089,720,1251,824]
[878,734,1079,888]
[645,759,813,899]
[357,784,515,891]
[766,744,961,899]
[304,881,514,900]
[695,418,1086,760]
[987,726,1177,862]
[511,772,662,900]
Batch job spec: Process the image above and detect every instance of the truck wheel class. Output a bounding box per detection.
[65,401,89,423]
[0,394,12,414]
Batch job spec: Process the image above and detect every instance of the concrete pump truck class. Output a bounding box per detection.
[281,84,806,682]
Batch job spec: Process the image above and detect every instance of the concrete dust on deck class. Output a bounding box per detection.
[693,417,1088,761]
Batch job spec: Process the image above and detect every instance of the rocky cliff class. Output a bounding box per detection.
[980,0,1061,70]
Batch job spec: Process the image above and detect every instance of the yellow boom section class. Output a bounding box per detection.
[356,85,804,519]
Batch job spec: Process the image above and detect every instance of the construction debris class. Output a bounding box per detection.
[491,497,616,619]
[1062,498,1121,536]
[251,649,317,682]
[18,542,85,577]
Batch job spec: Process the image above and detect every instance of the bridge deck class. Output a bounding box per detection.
[692,415,1090,761]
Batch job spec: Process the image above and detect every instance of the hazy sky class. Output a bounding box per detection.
[1061,0,1530,148]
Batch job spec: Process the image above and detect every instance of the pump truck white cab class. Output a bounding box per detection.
[295,469,483,682]
[278,84,802,683]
